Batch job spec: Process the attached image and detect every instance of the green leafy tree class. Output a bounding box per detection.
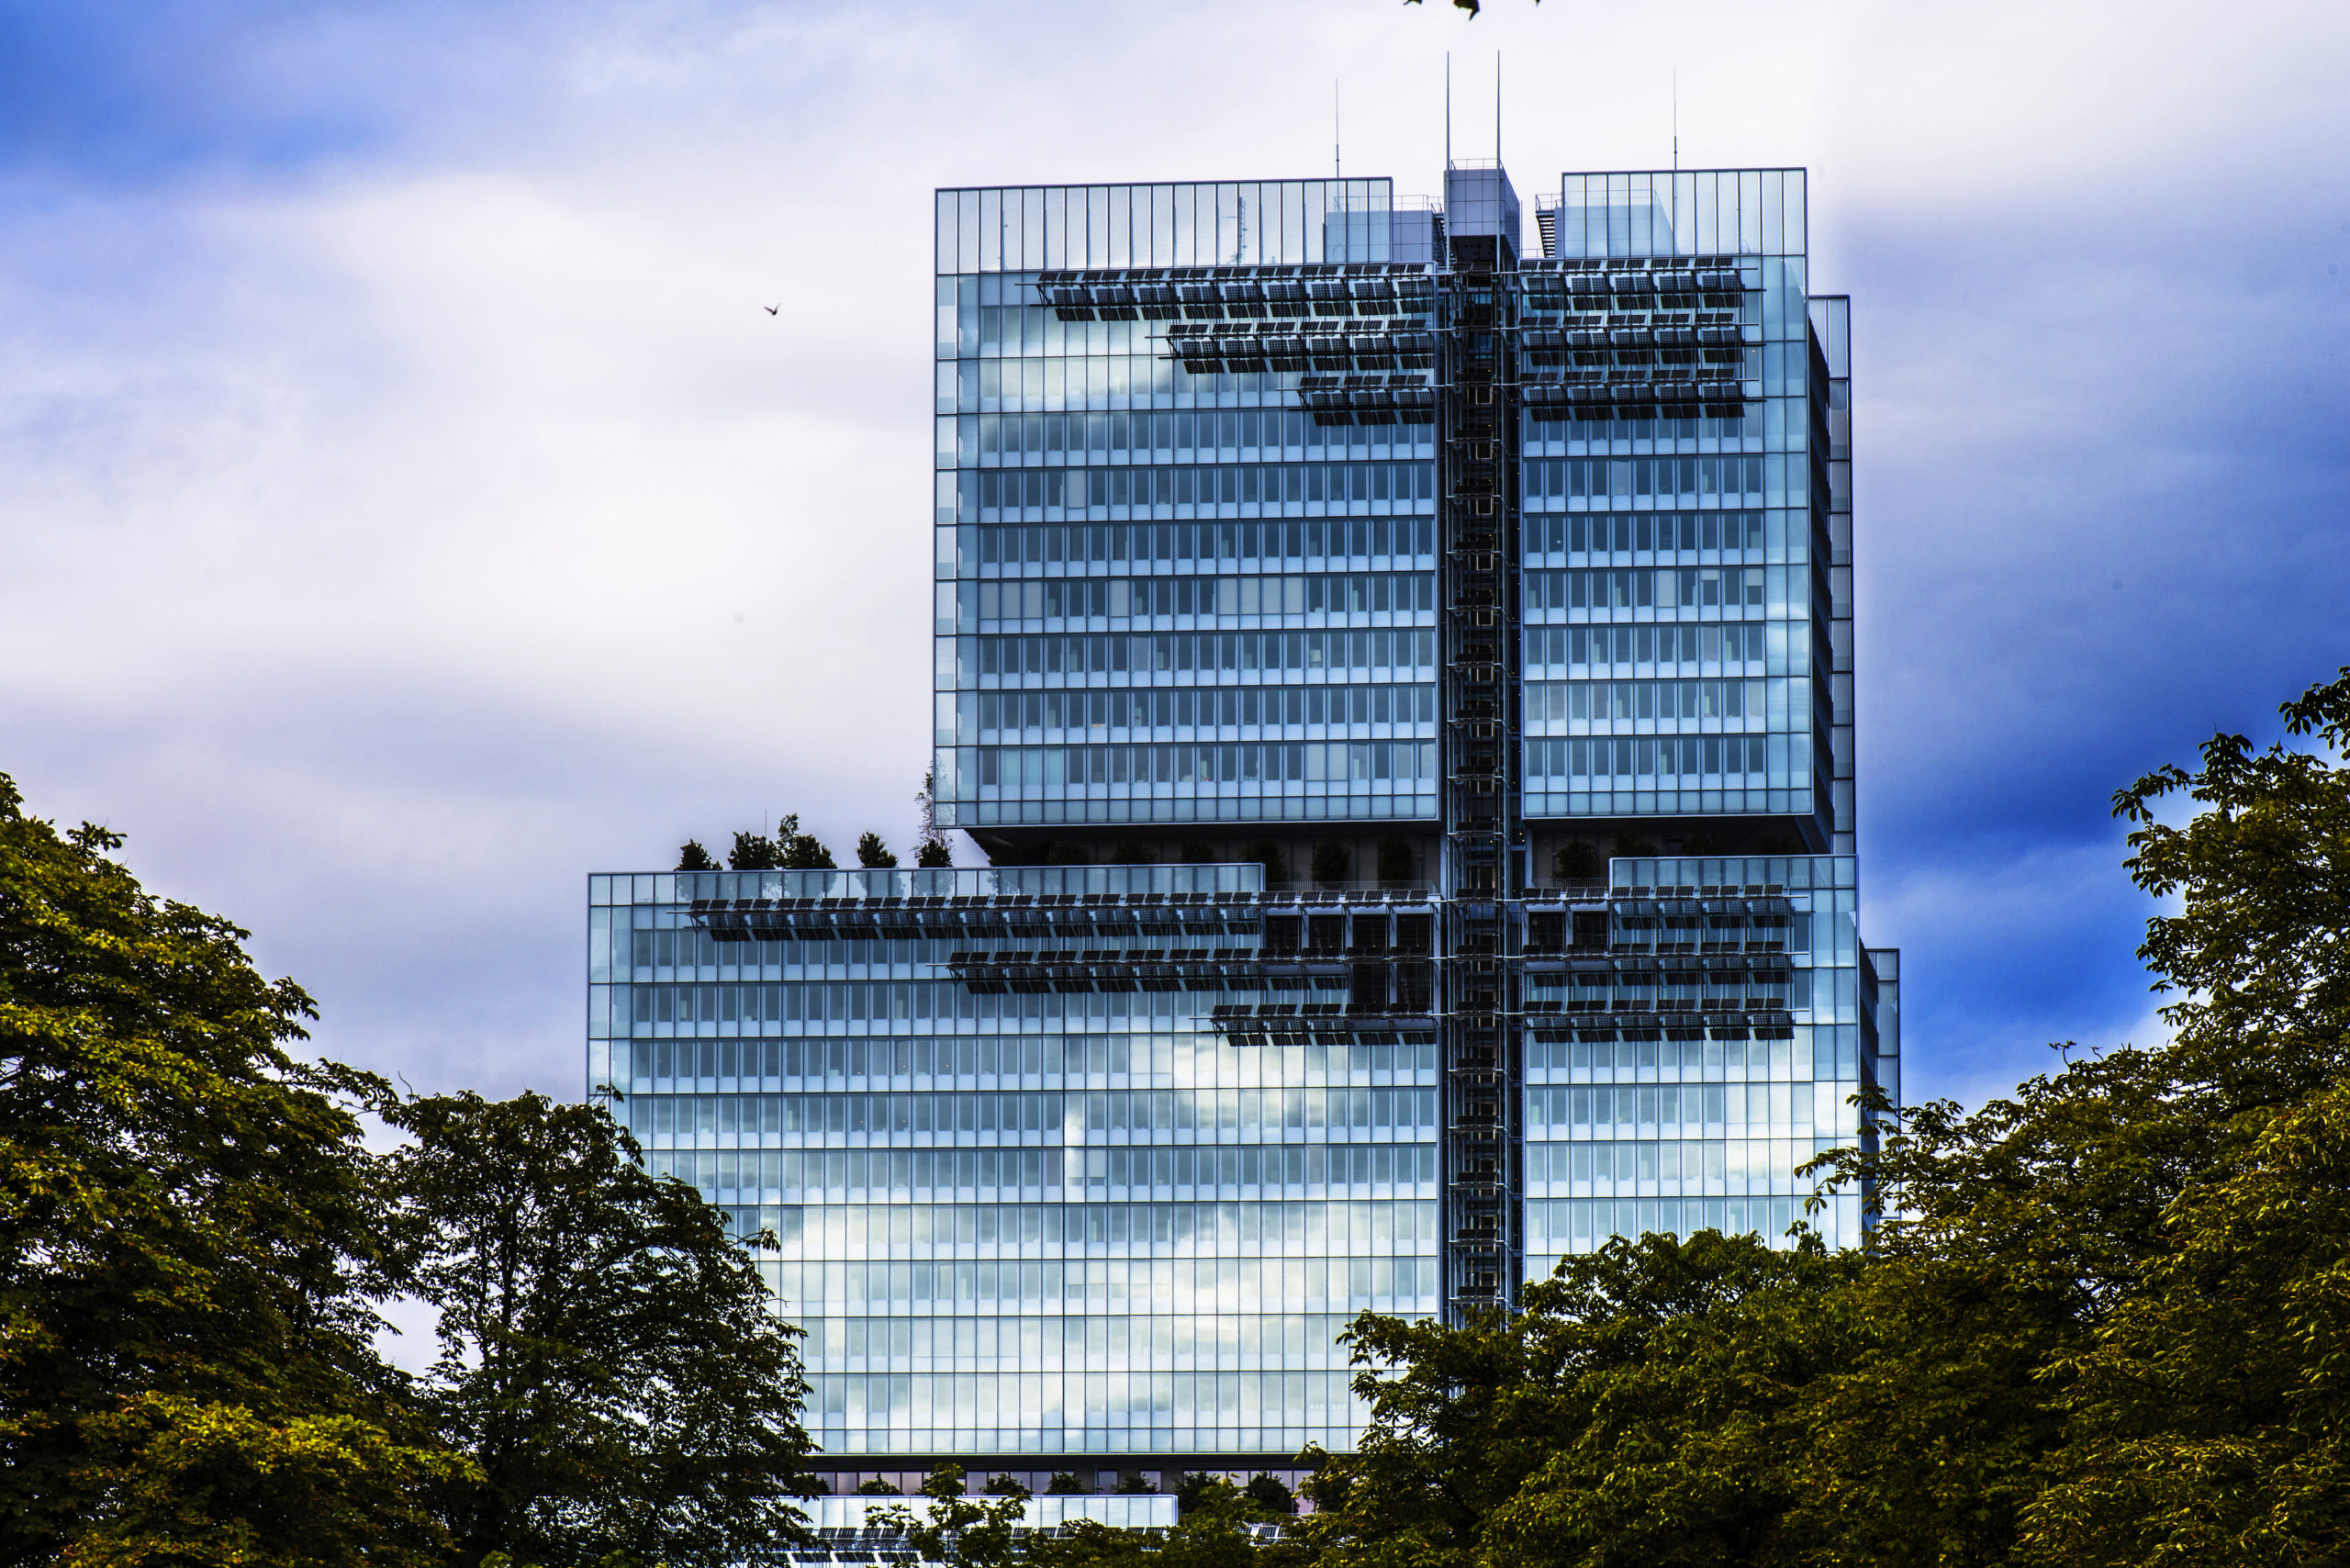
[1046,1470,1090,1495]
[1375,839,1415,884]
[864,1463,1028,1566]
[856,833,898,868]
[676,839,718,871]
[778,813,834,869]
[1310,842,1350,886]
[1301,1231,1867,1568]
[0,773,455,1567]
[381,1090,817,1568]
[728,830,780,870]
[1242,841,1288,884]
[913,768,955,868]
[1032,1476,1298,1568]
[1550,841,1599,880]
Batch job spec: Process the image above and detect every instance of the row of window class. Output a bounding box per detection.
[625,1087,1439,1144]
[960,629,1436,683]
[971,740,1435,791]
[1526,1136,1851,1194]
[964,682,1437,741]
[1528,1194,1858,1252]
[805,1309,1361,1372]
[1526,678,1768,726]
[958,460,1432,520]
[959,517,1427,573]
[1525,622,1771,675]
[1526,1026,1858,1081]
[1526,733,1811,785]
[956,409,1428,465]
[1526,566,1772,614]
[774,1254,1433,1313]
[762,1199,1439,1254]
[966,571,1434,627]
[637,1142,1438,1200]
[808,1366,1377,1430]
[1526,1081,1849,1137]
[616,1035,1431,1090]
[1525,510,1767,557]
[1524,454,1774,503]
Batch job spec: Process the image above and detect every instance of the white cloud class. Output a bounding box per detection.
[2,0,2344,1102]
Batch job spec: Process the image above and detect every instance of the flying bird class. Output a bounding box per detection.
[763,304,779,315]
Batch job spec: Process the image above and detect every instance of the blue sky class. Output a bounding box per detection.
[3,0,2345,1113]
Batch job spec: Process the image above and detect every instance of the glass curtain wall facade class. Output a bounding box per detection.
[588,162,1896,1491]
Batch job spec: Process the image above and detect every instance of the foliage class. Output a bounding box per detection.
[1046,1470,1090,1495]
[863,1463,1028,1566]
[856,1477,902,1495]
[381,1090,816,1568]
[0,772,455,1567]
[1242,1475,1294,1516]
[676,839,717,871]
[856,832,898,868]
[1110,842,1156,866]
[722,815,834,872]
[1375,839,1415,884]
[1031,1476,1302,1568]
[1551,841,1599,879]
[914,769,955,868]
[1309,842,1350,886]
[1112,1473,1159,1495]
[1242,841,1288,884]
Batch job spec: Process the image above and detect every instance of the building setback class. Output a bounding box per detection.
[586,162,1898,1495]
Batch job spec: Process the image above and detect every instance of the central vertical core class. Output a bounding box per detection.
[1437,160,1523,1317]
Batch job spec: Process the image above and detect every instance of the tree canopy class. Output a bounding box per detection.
[0,772,454,1566]
[382,1090,818,1568]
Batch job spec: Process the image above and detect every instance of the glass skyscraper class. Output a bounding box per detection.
[587,162,1898,1495]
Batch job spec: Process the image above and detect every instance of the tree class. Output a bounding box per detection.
[777,813,834,869]
[1046,1470,1090,1495]
[728,830,780,870]
[913,768,955,868]
[1551,841,1599,880]
[381,1090,817,1568]
[1375,839,1415,884]
[1033,1475,1300,1568]
[1110,842,1156,866]
[863,1463,1028,1567]
[1310,841,1350,886]
[856,833,898,868]
[1242,1474,1294,1517]
[1301,1231,1868,1568]
[1242,841,1287,884]
[677,839,718,871]
[0,772,454,1566]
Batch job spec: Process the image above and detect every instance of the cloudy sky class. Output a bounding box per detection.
[3,0,2344,1112]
